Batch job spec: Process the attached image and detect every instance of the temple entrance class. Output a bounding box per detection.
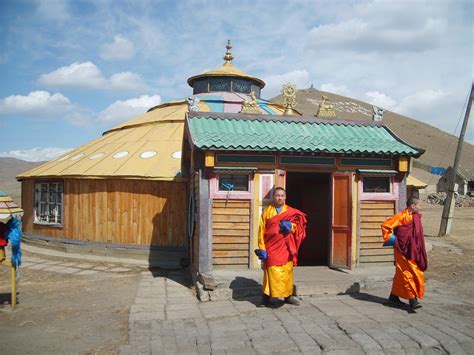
[286,172,331,266]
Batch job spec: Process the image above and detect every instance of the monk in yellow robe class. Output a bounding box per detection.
[381,197,427,309]
[257,187,307,306]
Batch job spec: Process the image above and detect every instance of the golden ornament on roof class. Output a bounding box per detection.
[282,83,297,116]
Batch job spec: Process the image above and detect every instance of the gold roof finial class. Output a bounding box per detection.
[315,95,336,118]
[282,83,297,116]
[223,40,234,65]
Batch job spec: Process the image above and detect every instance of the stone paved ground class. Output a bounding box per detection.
[119,270,474,355]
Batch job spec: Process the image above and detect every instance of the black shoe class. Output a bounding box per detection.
[409,298,422,309]
[262,294,271,306]
[388,293,405,307]
[284,296,300,306]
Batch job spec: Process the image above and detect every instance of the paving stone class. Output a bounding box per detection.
[42,265,67,272]
[27,263,51,270]
[73,263,95,269]
[363,327,403,351]
[166,309,202,320]
[400,326,440,349]
[75,270,98,275]
[108,267,131,272]
[53,267,81,274]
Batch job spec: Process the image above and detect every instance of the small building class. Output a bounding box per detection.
[182,111,424,273]
[437,166,474,196]
[406,175,428,198]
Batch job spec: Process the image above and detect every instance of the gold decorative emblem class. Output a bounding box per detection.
[282,83,297,116]
[315,95,336,118]
[240,91,261,114]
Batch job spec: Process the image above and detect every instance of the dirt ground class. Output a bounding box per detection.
[0,260,142,354]
[422,203,474,300]
[0,203,472,354]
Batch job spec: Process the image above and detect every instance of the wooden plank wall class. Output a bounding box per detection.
[359,200,395,265]
[212,199,250,268]
[191,171,200,271]
[22,178,187,247]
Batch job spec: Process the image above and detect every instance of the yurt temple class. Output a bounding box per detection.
[18,41,424,271]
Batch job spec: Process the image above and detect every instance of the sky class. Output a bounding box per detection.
[0,0,472,162]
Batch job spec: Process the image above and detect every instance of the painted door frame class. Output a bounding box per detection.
[330,172,352,269]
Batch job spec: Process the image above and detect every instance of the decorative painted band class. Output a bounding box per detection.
[280,156,336,165]
[340,158,392,167]
[216,154,276,164]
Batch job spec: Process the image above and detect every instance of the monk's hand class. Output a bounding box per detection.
[280,220,292,235]
[254,249,267,260]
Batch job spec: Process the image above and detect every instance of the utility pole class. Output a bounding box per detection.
[439,83,474,236]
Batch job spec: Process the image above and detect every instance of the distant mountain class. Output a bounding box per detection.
[0,157,44,205]
[271,88,474,172]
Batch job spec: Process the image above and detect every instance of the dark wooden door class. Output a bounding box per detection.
[330,172,352,269]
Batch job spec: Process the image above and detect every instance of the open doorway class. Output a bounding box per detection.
[286,172,331,266]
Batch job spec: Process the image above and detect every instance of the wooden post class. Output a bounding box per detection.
[439,83,474,236]
[11,263,17,308]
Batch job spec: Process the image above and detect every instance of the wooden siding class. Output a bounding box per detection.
[359,201,395,265]
[212,199,250,267]
[191,171,200,271]
[22,178,186,247]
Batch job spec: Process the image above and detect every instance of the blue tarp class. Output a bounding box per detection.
[431,167,446,176]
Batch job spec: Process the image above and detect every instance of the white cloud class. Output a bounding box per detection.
[365,91,397,110]
[36,0,70,22]
[98,95,161,123]
[39,62,106,89]
[39,62,147,92]
[0,147,72,162]
[397,89,449,115]
[0,91,72,116]
[100,35,136,61]
[263,70,310,98]
[109,72,148,92]
[320,83,350,97]
[306,2,445,53]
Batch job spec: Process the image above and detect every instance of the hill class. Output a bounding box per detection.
[0,157,43,205]
[271,88,474,172]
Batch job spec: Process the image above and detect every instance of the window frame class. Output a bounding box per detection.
[362,176,392,193]
[209,172,253,200]
[358,174,399,201]
[34,180,64,227]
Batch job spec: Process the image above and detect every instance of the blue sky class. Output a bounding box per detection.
[0,0,472,161]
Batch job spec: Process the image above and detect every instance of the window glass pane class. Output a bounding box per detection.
[232,79,251,93]
[193,79,208,94]
[363,177,390,193]
[209,77,231,92]
[218,174,249,192]
[34,182,63,224]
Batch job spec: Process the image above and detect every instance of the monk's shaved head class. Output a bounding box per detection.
[407,197,419,207]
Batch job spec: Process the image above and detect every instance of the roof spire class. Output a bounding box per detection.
[223,40,234,65]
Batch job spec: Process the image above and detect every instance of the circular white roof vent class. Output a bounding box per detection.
[113,151,129,159]
[89,152,105,160]
[140,150,157,159]
[70,153,84,161]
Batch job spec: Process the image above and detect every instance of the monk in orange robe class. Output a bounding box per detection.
[381,197,427,309]
[257,187,307,306]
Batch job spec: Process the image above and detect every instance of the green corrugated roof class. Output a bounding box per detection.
[186,113,423,157]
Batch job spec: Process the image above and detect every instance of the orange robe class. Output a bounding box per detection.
[258,204,294,298]
[381,209,425,299]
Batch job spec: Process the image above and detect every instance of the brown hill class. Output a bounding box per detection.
[0,157,43,205]
[271,88,474,172]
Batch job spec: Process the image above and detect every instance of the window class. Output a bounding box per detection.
[218,174,249,192]
[363,176,391,193]
[35,182,63,225]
